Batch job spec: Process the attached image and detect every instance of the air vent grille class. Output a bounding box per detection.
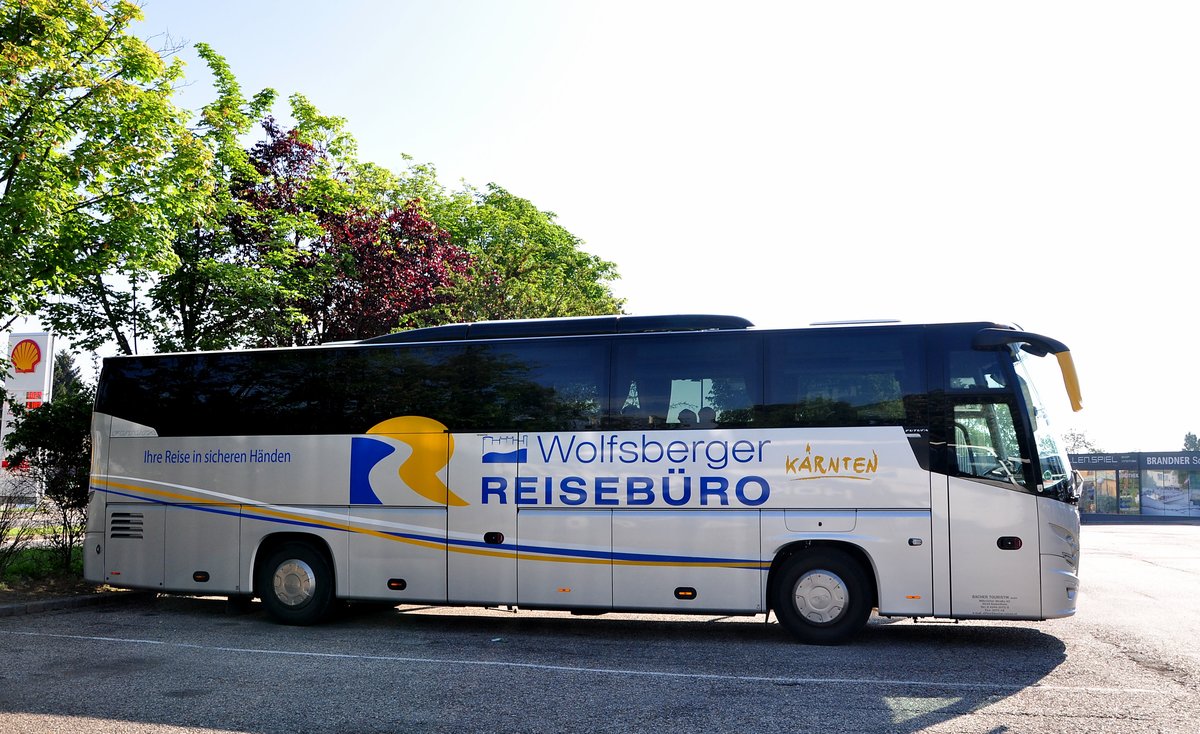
[109,512,145,539]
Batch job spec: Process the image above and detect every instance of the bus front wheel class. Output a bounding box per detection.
[258,542,335,626]
[773,548,871,645]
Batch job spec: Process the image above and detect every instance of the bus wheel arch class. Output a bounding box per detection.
[768,541,877,645]
[254,534,337,626]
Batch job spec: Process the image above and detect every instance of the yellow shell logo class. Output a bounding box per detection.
[10,339,41,374]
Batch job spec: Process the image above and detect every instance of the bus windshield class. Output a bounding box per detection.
[1015,351,1076,501]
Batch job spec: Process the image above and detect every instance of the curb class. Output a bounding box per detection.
[0,590,156,618]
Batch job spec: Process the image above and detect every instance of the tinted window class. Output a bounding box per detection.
[96,340,611,436]
[465,339,609,431]
[330,344,468,431]
[98,350,334,436]
[608,332,762,429]
[98,345,469,436]
[97,354,203,434]
[763,329,926,428]
[947,349,1013,391]
[193,350,333,434]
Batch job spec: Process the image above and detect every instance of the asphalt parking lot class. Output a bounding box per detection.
[1,524,1197,733]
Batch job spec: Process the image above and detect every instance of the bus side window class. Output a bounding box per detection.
[608,333,762,430]
[335,344,466,432]
[469,340,609,432]
[763,329,924,429]
[948,350,1009,391]
[950,401,1030,489]
[195,351,332,435]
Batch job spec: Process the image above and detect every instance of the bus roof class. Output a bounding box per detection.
[358,314,755,344]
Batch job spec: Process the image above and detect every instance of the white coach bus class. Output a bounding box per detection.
[84,315,1083,644]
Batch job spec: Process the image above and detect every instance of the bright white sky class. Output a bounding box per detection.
[6,1,1200,452]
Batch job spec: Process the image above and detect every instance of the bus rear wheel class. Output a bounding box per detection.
[258,542,335,626]
[773,548,871,645]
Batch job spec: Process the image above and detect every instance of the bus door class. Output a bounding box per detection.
[945,399,1042,618]
[447,432,519,605]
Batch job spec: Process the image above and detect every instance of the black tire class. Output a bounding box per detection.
[772,548,872,645]
[257,542,335,626]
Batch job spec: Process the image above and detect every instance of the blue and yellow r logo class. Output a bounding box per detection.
[349,416,467,506]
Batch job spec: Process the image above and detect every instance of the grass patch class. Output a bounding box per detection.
[2,525,65,540]
[0,546,83,585]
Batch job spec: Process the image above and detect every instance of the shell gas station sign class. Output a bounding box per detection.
[1,332,55,477]
[10,338,45,374]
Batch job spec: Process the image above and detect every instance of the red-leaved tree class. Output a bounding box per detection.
[313,201,472,343]
[234,116,472,345]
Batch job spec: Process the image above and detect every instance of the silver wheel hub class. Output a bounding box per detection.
[793,569,848,624]
[273,559,316,607]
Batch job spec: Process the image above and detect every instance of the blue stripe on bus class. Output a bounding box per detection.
[93,483,764,568]
[445,534,758,566]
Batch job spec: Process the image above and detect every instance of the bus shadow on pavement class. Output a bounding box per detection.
[130,596,1068,734]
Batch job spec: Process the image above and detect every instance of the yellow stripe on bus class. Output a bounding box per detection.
[92,477,768,570]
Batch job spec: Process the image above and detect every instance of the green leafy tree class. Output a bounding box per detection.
[412,183,623,325]
[10,3,621,351]
[146,45,278,352]
[1184,432,1199,452]
[40,43,274,354]
[0,0,207,333]
[2,353,93,573]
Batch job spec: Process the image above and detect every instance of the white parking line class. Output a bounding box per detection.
[0,629,1163,695]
